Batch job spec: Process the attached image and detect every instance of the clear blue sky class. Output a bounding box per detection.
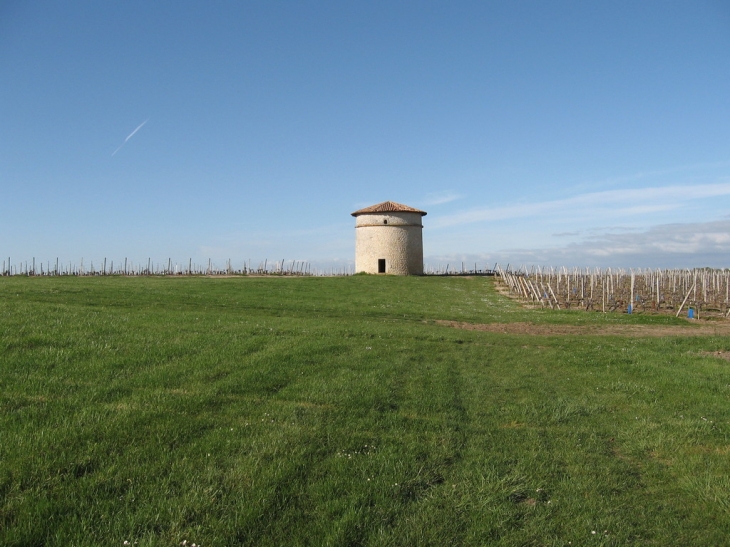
[3,1,730,271]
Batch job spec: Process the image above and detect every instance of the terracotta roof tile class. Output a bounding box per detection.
[351,200,427,216]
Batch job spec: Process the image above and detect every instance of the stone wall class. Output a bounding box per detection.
[354,212,424,275]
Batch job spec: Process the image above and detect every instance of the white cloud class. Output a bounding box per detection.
[419,191,463,206]
[426,219,730,268]
[430,182,730,228]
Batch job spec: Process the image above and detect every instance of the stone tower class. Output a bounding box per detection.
[351,201,427,275]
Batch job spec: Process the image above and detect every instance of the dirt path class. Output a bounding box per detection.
[435,320,730,337]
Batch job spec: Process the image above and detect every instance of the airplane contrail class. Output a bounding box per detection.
[112,119,149,156]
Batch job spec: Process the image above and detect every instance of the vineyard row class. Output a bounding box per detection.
[497,266,730,319]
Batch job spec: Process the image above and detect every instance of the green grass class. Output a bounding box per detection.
[1,275,730,546]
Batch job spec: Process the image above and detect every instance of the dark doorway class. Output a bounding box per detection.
[378,259,386,273]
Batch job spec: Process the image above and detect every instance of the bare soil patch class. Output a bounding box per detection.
[435,320,730,337]
[700,351,730,361]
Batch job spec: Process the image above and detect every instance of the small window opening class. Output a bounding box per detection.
[378,259,386,273]
[383,219,388,224]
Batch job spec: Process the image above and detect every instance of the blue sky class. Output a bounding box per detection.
[2,1,730,271]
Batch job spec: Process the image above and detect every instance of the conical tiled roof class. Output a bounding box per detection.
[351,200,427,216]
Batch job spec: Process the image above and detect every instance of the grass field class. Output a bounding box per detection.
[2,275,730,546]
